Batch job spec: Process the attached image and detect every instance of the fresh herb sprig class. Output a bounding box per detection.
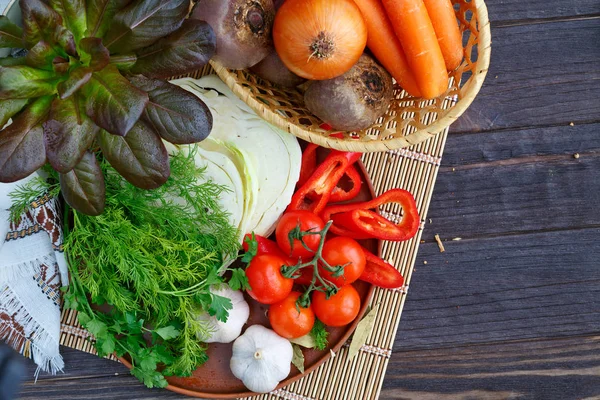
[0,0,217,216]
[62,149,239,387]
[310,319,329,351]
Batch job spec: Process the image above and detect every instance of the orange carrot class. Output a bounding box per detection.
[352,0,421,97]
[381,0,448,99]
[423,0,463,70]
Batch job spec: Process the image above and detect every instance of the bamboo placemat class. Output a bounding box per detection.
[58,67,452,399]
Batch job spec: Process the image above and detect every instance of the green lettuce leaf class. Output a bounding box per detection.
[52,56,69,74]
[0,57,27,67]
[130,19,215,79]
[57,67,93,99]
[0,15,24,49]
[0,99,28,127]
[47,0,87,41]
[129,75,212,144]
[43,96,99,173]
[98,121,170,189]
[86,0,132,39]
[0,96,52,182]
[0,65,58,99]
[80,65,148,136]
[20,0,77,56]
[59,151,106,216]
[103,0,189,54]
[25,40,59,70]
[79,37,110,71]
[21,0,62,47]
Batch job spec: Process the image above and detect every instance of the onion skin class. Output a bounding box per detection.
[304,54,393,131]
[250,51,306,88]
[273,0,367,80]
[192,0,275,70]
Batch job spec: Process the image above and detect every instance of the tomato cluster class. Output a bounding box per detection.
[244,210,365,338]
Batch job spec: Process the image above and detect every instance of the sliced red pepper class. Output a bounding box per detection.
[359,246,404,289]
[319,123,344,139]
[329,164,362,203]
[297,143,318,188]
[288,150,361,215]
[321,189,420,242]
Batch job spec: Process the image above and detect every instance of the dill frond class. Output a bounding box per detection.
[64,150,240,383]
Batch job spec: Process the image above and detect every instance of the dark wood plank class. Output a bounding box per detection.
[423,124,600,240]
[488,0,600,25]
[452,19,600,134]
[19,347,185,400]
[399,227,600,349]
[444,123,600,167]
[381,335,600,400]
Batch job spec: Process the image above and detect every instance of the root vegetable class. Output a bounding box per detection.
[423,0,464,71]
[304,54,393,131]
[273,0,367,80]
[250,51,306,88]
[191,0,275,70]
[381,0,448,99]
[351,0,421,97]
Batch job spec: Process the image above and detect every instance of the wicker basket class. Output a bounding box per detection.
[210,0,491,152]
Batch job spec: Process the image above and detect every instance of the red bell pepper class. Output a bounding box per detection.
[321,189,420,241]
[297,143,319,188]
[288,150,361,215]
[359,246,404,289]
[329,164,362,203]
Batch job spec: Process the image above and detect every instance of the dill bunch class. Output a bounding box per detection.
[62,148,240,387]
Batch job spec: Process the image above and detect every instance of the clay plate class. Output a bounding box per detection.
[119,153,378,398]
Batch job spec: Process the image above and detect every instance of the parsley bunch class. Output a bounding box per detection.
[63,149,239,388]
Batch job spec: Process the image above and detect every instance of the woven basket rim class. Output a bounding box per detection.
[211,0,492,153]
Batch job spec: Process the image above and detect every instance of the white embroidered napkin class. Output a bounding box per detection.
[0,176,68,377]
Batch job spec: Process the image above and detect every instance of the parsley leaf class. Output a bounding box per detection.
[209,294,233,323]
[229,268,251,291]
[154,326,180,341]
[310,319,329,351]
[98,336,115,356]
[241,233,258,263]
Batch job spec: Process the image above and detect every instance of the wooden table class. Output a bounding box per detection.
[17,1,600,399]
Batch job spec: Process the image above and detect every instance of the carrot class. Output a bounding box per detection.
[352,0,421,97]
[423,0,463,70]
[381,0,448,99]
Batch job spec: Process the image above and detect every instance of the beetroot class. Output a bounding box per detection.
[304,54,393,131]
[250,51,306,88]
[191,0,275,70]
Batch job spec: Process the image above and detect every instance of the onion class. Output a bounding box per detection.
[273,0,367,80]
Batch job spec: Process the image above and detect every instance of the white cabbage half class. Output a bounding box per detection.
[170,76,302,240]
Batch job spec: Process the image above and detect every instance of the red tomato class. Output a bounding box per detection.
[311,285,361,327]
[320,237,366,287]
[276,211,325,259]
[246,255,293,304]
[269,292,315,339]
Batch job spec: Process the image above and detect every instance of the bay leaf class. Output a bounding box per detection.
[347,304,379,362]
[291,344,305,374]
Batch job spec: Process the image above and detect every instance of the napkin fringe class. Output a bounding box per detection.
[0,255,57,283]
[0,286,64,377]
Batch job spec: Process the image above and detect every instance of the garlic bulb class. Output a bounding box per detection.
[195,286,249,343]
[230,325,293,393]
